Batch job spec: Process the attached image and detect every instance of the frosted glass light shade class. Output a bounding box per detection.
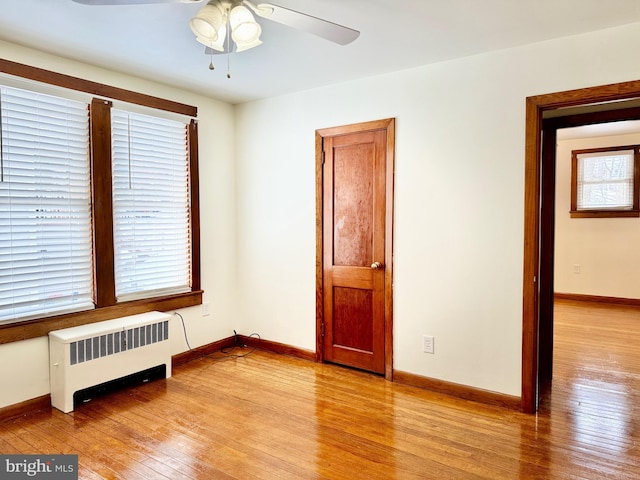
[229,5,254,30]
[234,36,262,52]
[189,4,225,42]
[230,4,262,50]
[196,33,226,52]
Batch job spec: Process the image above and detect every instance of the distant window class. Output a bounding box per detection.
[571,145,640,218]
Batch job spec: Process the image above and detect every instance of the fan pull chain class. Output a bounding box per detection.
[209,51,215,71]
[225,17,231,79]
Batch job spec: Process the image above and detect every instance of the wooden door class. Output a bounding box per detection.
[316,119,394,376]
[538,122,557,395]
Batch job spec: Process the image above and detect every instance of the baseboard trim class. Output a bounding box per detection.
[0,395,51,423]
[393,370,521,410]
[239,335,316,362]
[240,336,520,409]
[555,292,640,308]
[172,336,236,368]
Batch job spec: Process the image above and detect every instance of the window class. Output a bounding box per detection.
[571,145,640,218]
[0,86,94,322]
[111,109,191,301]
[0,60,201,339]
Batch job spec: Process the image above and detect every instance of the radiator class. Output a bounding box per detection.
[49,311,172,413]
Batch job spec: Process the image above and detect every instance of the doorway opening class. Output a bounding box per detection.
[523,81,640,413]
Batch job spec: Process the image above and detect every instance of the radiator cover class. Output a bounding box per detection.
[49,311,172,413]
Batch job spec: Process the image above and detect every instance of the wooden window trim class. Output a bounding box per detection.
[570,144,640,218]
[0,59,196,117]
[91,98,117,307]
[0,291,203,345]
[0,59,201,345]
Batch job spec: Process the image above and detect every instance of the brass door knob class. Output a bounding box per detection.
[371,261,383,270]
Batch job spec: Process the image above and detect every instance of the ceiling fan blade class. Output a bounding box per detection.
[251,2,359,45]
[72,0,201,5]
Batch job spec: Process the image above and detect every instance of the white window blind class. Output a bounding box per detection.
[576,149,635,210]
[0,86,94,324]
[111,109,191,301]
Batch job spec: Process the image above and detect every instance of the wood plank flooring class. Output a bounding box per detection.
[1,300,639,479]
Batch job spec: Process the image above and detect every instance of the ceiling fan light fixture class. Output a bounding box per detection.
[250,3,275,18]
[234,36,262,52]
[228,5,255,27]
[232,21,261,43]
[196,34,226,52]
[185,0,360,75]
[189,3,225,42]
[229,5,262,47]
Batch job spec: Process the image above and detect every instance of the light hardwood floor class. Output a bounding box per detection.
[1,300,639,479]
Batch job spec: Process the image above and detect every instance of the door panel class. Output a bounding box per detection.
[322,129,387,374]
[333,287,373,351]
[333,141,374,267]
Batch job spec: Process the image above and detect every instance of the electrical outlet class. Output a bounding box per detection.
[573,264,581,274]
[202,302,210,316]
[423,335,434,354]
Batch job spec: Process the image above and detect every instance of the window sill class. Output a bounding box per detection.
[0,290,203,345]
[570,210,640,218]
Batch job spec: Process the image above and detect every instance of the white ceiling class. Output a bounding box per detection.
[558,121,640,140]
[2,0,640,104]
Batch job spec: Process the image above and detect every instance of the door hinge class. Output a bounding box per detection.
[321,322,325,337]
[321,151,325,165]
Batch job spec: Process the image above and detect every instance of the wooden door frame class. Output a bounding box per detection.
[315,118,395,380]
[522,80,640,413]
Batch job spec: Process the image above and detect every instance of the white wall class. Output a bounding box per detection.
[555,132,640,298]
[235,22,640,397]
[0,41,237,408]
[5,20,640,407]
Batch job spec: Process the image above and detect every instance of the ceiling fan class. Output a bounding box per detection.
[72,0,360,74]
